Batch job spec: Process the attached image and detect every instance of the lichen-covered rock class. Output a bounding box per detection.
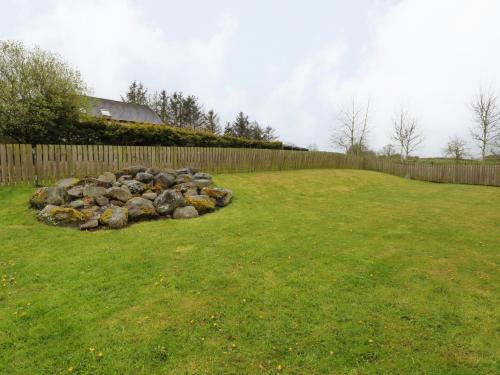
[176,174,194,184]
[83,185,107,198]
[56,178,80,190]
[154,172,176,189]
[98,171,116,184]
[201,187,233,207]
[184,195,215,214]
[142,192,157,201]
[100,206,128,229]
[194,172,212,180]
[121,165,147,177]
[37,205,87,227]
[69,200,84,209]
[146,167,161,176]
[172,206,199,219]
[30,187,67,209]
[106,186,132,202]
[136,172,154,183]
[125,197,158,221]
[117,175,132,183]
[80,219,99,230]
[121,180,145,194]
[110,200,124,207]
[67,185,84,199]
[95,195,109,207]
[154,190,184,215]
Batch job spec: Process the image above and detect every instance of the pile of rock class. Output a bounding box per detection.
[29,166,232,230]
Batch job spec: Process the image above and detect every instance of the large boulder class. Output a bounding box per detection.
[121,180,146,194]
[136,172,154,183]
[67,185,84,199]
[106,187,132,202]
[56,178,80,190]
[154,190,184,215]
[154,172,176,189]
[37,205,87,227]
[100,206,128,229]
[125,197,158,221]
[97,171,116,184]
[172,206,199,219]
[30,187,67,209]
[83,185,107,199]
[201,187,233,207]
[184,195,215,214]
[194,172,212,180]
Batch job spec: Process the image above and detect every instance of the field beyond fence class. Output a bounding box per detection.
[0,143,499,187]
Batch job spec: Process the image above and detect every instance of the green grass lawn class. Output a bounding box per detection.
[0,169,499,374]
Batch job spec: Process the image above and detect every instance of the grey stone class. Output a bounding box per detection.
[110,200,124,207]
[172,206,199,219]
[56,178,80,189]
[95,195,109,207]
[106,187,132,202]
[136,172,154,183]
[67,185,84,198]
[70,200,84,209]
[100,206,128,229]
[201,187,233,207]
[80,219,99,230]
[83,185,107,198]
[121,180,146,194]
[142,192,157,201]
[30,187,67,209]
[193,172,212,180]
[117,175,132,183]
[184,194,216,214]
[125,197,158,221]
[154,172,176,189]
[146,167,161,176]
[98,171,116,184]
[154,189,185,215]
[176,174,194,184]
[122,165,147,177]
[37,205,87,227]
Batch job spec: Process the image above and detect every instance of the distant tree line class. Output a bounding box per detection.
[122,81,278,142]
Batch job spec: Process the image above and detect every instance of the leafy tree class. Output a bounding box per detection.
[0,40,88,144]
[122,80,148,105]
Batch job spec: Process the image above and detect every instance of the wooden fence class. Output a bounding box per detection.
[0,144,499,187]
[0,144,359,185]
[363,157,500,187]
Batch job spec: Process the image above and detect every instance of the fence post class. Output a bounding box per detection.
[31,144,39,187]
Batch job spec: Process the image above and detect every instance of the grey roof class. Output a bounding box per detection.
[88,96,163,125]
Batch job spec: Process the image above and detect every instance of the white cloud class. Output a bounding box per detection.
[14,0,238,101]
[268,0,500,155]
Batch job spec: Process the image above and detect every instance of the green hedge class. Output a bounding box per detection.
[55,119,284,149]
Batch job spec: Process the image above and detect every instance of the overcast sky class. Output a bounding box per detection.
[2,0,500,156]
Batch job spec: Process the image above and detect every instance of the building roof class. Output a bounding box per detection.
[88,96,163,125]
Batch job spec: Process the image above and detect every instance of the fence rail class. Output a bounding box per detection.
[0,144,499,187]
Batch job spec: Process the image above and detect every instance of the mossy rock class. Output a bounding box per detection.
[184,195,215,214]
[37,205,87,227]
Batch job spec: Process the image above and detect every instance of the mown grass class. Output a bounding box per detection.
[0,169,499,374]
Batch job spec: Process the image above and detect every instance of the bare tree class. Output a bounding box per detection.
[392,106,423,162]
[470,88,500,161]
[443,136,468,163]
[331,98,370,156]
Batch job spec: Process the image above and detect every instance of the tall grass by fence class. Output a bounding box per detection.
[0,143,499,187]
[0,144,359,185]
